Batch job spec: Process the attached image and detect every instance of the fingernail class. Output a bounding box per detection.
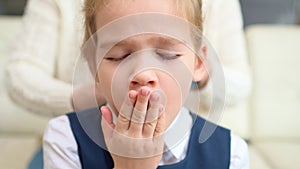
[129,92,136,99]
[151,93,159,101]
[141,88,149,96]
[100,106,106,112]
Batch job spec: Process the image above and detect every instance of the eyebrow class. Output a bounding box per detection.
[99,35,183,49]
[98,39,122,49]
[154,36,183,45]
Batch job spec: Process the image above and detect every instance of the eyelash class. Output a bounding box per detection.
[105,50,182,62]
[156,49,182,60]
[157,51,182,60]
[105,53,131,61]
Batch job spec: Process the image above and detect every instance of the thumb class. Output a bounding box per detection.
[101,106,115,129]
[101,106,115,145]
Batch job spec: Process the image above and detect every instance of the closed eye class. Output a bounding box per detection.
[105,53,131,61]
[156,49,182,60]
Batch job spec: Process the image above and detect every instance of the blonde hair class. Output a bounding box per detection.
[83,0,203,45]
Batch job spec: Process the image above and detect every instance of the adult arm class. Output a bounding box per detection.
[201,0,252,108]
[6,0,73,116]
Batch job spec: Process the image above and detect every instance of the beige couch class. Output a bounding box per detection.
[0,16,299,169]
[245,25,300,169]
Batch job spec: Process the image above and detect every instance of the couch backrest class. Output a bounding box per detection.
[246,25,300,140]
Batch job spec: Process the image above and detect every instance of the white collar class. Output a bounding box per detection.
[160,107,193,164]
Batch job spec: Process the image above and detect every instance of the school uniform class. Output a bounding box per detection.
[43,107,249,169]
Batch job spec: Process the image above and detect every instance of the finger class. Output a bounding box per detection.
[128,87,150,134]
[115,90,137,132]
[142,92,161,137]
[101,106,115,129]
[154,107,165,137]
[101,106,115,144]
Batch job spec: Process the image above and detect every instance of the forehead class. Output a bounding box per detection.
[95,0,185,30]
[100,34,183,48]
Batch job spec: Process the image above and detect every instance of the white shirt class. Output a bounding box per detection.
[43,107,249,169]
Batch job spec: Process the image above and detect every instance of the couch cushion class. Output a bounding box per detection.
[219,101,249,139]
[0,90,50,135]
[0,136,40,169]
[246,25,300,139]
[254,141,300,169]
[248,144,272,169]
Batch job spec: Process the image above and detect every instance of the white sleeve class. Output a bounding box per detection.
[43,115,82,169]
[230,134,249,169]
[201,0,252,108]
[5,0,73,117]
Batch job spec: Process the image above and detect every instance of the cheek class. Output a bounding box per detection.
[159,74,183,127]
[181,54,196,72]
[97,63,116,101]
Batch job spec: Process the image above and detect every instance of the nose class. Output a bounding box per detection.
[130,70,158,89]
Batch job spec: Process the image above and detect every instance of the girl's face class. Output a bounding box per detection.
[94,0,205,128]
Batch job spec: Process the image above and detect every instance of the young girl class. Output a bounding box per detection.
[43,0,249,169]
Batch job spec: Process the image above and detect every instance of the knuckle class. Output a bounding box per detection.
[133,105,144,114]
[118,113,130,123]
[144,121,157,129]
[137,94,148,104]
[128,124,143,136]
[145,109,159,123]
[132,108,146,123]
